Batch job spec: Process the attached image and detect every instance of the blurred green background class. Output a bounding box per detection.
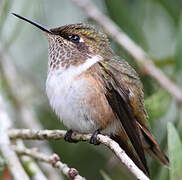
[0,0,182,180]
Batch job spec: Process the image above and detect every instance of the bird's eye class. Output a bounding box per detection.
[70,34,80,43]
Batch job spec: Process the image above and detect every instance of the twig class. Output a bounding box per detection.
[14,146,86,180]
[9,129,150,180]
[70,0,182,104]
[0,97,30,180]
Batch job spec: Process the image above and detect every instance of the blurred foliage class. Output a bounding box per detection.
[0,155,5,180]
[168,123,182,180]
[145,90,172,121]
[100,170,112,180]
[175,14,182,86]
[0,0,182,180]
[104,0,148,48]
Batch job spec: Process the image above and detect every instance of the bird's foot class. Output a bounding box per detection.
[64,129,78,143]
[89,129,101,145]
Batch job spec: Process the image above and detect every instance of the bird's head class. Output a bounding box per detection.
[12,13,113,70]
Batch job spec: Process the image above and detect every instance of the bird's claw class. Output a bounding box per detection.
[89,129,101,145]
[64,129,78,143]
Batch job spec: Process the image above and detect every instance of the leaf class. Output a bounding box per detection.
[100,170,112,180]
[168,122,182,180]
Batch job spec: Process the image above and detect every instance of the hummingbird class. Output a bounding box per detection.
[13,13,169,177]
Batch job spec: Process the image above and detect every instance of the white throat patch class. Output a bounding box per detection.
[47,55,101,86]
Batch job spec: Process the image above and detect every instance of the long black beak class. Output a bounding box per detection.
[12,13,53,34]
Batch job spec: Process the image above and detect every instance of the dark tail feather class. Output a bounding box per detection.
[137,122,169,168]
[105,87,150,176]
[111,134,150,177]
[146,146,169,168]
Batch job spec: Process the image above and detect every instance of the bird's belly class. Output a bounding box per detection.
[46,73,101,133]
[46,72,122,134]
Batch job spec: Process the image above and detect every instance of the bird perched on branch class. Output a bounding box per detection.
[13,13,169,177]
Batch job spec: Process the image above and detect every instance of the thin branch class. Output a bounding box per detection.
[70,0,182,104]
[14,146,86,180]
[0,97,30,180]
[9,129,150,180]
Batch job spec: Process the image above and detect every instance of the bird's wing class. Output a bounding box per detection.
[99,57,150,176]
[101,56,150,129]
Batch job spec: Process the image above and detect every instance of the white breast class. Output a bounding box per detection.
[46,55,101,133]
